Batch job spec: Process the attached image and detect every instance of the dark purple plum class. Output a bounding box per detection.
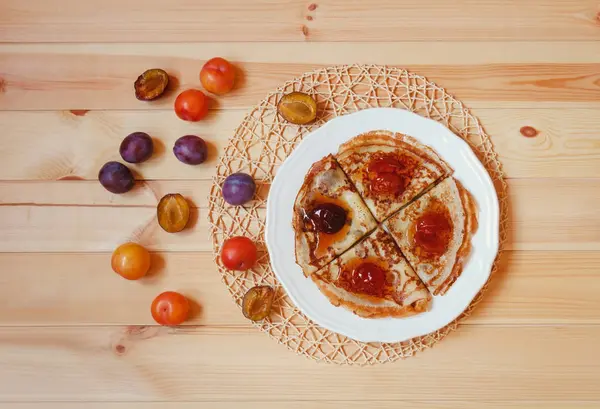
[98,161,135,194]
[173,135,208,165]
[120,132,154,163]
[222,173,256,205]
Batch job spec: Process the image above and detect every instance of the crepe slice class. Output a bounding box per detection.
[311,227,432,319]
[385,177,478,296]
[293,154,378,276]
[336,130,452,222]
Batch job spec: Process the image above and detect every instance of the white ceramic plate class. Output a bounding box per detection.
[265,108,499,343]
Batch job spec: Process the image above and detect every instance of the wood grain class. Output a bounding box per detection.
[0,109,599,180]
[508,179,600,251]
[1,43,599,111]
[2,1,599,42]
[3,404,598,409]
[5,42,600,64]
[0,179,598,252]
[0,205,210,252]
[0,110,241,181]
[0,251,598,326]
[0,326,598,401]
[0,181,213,208]
[482,108,600,178]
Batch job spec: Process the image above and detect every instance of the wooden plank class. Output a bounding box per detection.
[2,1,599,42]
[0,179,598,252]
[0,252,245,327]
[471,250,600,324]
[1,43,599,111]
[2,402,598,408]
[0,326,598,401]
[0,108,599,180]
[482,108,600,178]
[508,179,600,251]
[0,251,598,327]
[0,110,244,181]
[0,180,215,208]
[4,42,600,64]
[0,205,213,252]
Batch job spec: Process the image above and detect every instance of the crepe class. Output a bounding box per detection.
[311,227,431,318]
[293,154,377,276]
[336,130,452,222]
[385,177,478,296]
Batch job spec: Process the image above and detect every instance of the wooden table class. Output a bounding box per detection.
[1,1,599,408]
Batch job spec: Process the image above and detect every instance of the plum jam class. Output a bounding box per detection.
[367,154,417,196]
[413,210,452,256]
[307,203,347,234]
[339,260,389,297]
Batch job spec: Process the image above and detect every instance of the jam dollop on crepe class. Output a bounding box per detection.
[412,202,453,257]
[366,153,418,197]
[306,202,348,234]
[386,177,478,296]
[337,130,452,222]
[301,196,353,259]
[312,228,431,319]
[339,259,390,298]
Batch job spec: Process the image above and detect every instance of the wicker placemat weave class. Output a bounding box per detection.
[208,64,508,365]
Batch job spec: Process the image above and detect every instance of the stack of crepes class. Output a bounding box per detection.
[293,131,478,318]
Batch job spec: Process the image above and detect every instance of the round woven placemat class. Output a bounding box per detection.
[208,64,508,365]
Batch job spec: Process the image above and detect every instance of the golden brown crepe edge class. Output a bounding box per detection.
[336,130,453,177]
[311,274,432,319]
[433,178,479,296]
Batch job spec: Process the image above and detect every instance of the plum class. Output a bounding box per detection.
[277,92,317,125]
[157,193,190,233]
[222,173,256,205]
[134,69,169,101]
[242,286,274,321]
[98,161,135,194]
[173,135,208,165]
[120,132,153,163]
